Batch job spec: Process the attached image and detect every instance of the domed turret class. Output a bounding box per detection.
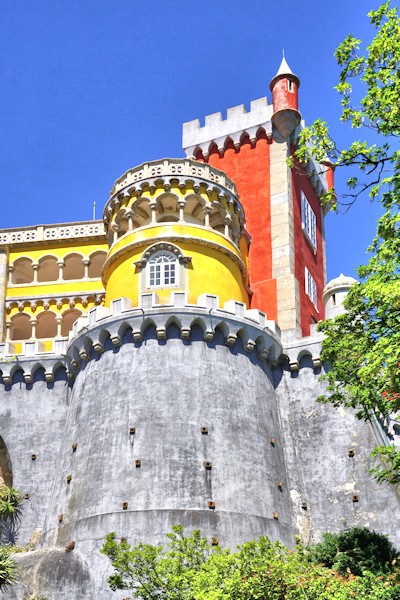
[102,158,250,309]
[270,55,301,139]
[323,273,357,319]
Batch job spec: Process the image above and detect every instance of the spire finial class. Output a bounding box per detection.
[270,54,300,91]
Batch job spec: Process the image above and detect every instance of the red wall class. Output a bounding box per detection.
[292,161,325,336]
[206,136,277,321]
[272,78,299,112]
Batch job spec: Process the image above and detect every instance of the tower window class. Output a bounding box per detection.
[305,267,317,308]
[301,192,317,250]
[288,80,293,92]
[147,252,178,288]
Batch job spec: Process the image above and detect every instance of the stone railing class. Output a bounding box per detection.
[110,158,238,196]
[0,221,106,246]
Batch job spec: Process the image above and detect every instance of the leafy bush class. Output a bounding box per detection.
[307,527,398,576]
[0,546,17,591]
[0,485,23,545]
[102,526,400,599]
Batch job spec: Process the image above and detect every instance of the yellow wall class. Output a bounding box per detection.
[105,224,249,308]
[9,240,108,263]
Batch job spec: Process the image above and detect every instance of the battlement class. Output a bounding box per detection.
[182,98,273,157]
[0,292,325,383]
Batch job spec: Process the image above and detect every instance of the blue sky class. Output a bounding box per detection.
[0,0,384,281]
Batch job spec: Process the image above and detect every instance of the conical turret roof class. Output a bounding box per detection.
[270,55,300,91]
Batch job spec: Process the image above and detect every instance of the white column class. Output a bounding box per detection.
[150,203,157,224]
[83,259,90,279]
[7,264,14,286]
[30,319,37,339]
[204,206,211,227]
[224,218,231,238]
[56,316,63,338]
[112,225,119,244]
[57,261,64,281]
[178,200,186,222]
[127,211,134,231]
[32,263,39,283]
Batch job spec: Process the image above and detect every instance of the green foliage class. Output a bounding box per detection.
[0,486,23,593]
[307,527,398,577]
[0,546,17,591]
[102,526,400,599]
[0,485,23,545]
[101,525,212,598]
[291,2,400,212]
[292,2,400,486]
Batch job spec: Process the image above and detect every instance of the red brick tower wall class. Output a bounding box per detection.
[205,136,277,321]
[292,161,326,335]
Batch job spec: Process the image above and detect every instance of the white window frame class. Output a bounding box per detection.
[301,192,317,251]
[305,267,317,308]
[146,251,179,289]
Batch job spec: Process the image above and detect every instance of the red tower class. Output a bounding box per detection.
[183,59,332,336]
[270,56,301,140]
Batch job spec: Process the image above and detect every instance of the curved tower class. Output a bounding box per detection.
[38,159,294,595]
[270,56,301,140]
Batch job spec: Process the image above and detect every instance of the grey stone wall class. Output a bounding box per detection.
[0,371,69,545]
[40,325,294,597]
[276,355,400,549]
[0,314,399,599]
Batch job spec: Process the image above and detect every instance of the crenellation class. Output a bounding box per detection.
[182,97,273,157]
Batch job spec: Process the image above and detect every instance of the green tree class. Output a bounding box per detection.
[102,526,400,599]
[101,525,212,598]
[291,1,400,485]
[307,527,398,577]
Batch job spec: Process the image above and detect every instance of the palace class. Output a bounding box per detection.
[0,59,398,599]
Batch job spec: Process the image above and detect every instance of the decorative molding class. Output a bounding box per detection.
[0,221,106,247]
[6,293,105,311]
[134,242,192,269]
[110,158,237,196]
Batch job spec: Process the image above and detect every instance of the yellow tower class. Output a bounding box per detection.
[103,158,250,308]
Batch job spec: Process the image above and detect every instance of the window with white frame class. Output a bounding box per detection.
[147,251,178,288]
[305,267,317,307]
[301,192,317,250]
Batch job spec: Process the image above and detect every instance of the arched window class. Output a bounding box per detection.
[63,254,84,280]
[12,258,34,284]
[147,252,178,288]
[38,255,58,282]
[61,309,82,337]
[36,312,57,339]
[10,313,32,340]
[88,251,106,278]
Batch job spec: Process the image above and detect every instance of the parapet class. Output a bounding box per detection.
[0,221,106,248]
[66,292,282,371]
[182,98,273,157]
[0,293,325,385]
